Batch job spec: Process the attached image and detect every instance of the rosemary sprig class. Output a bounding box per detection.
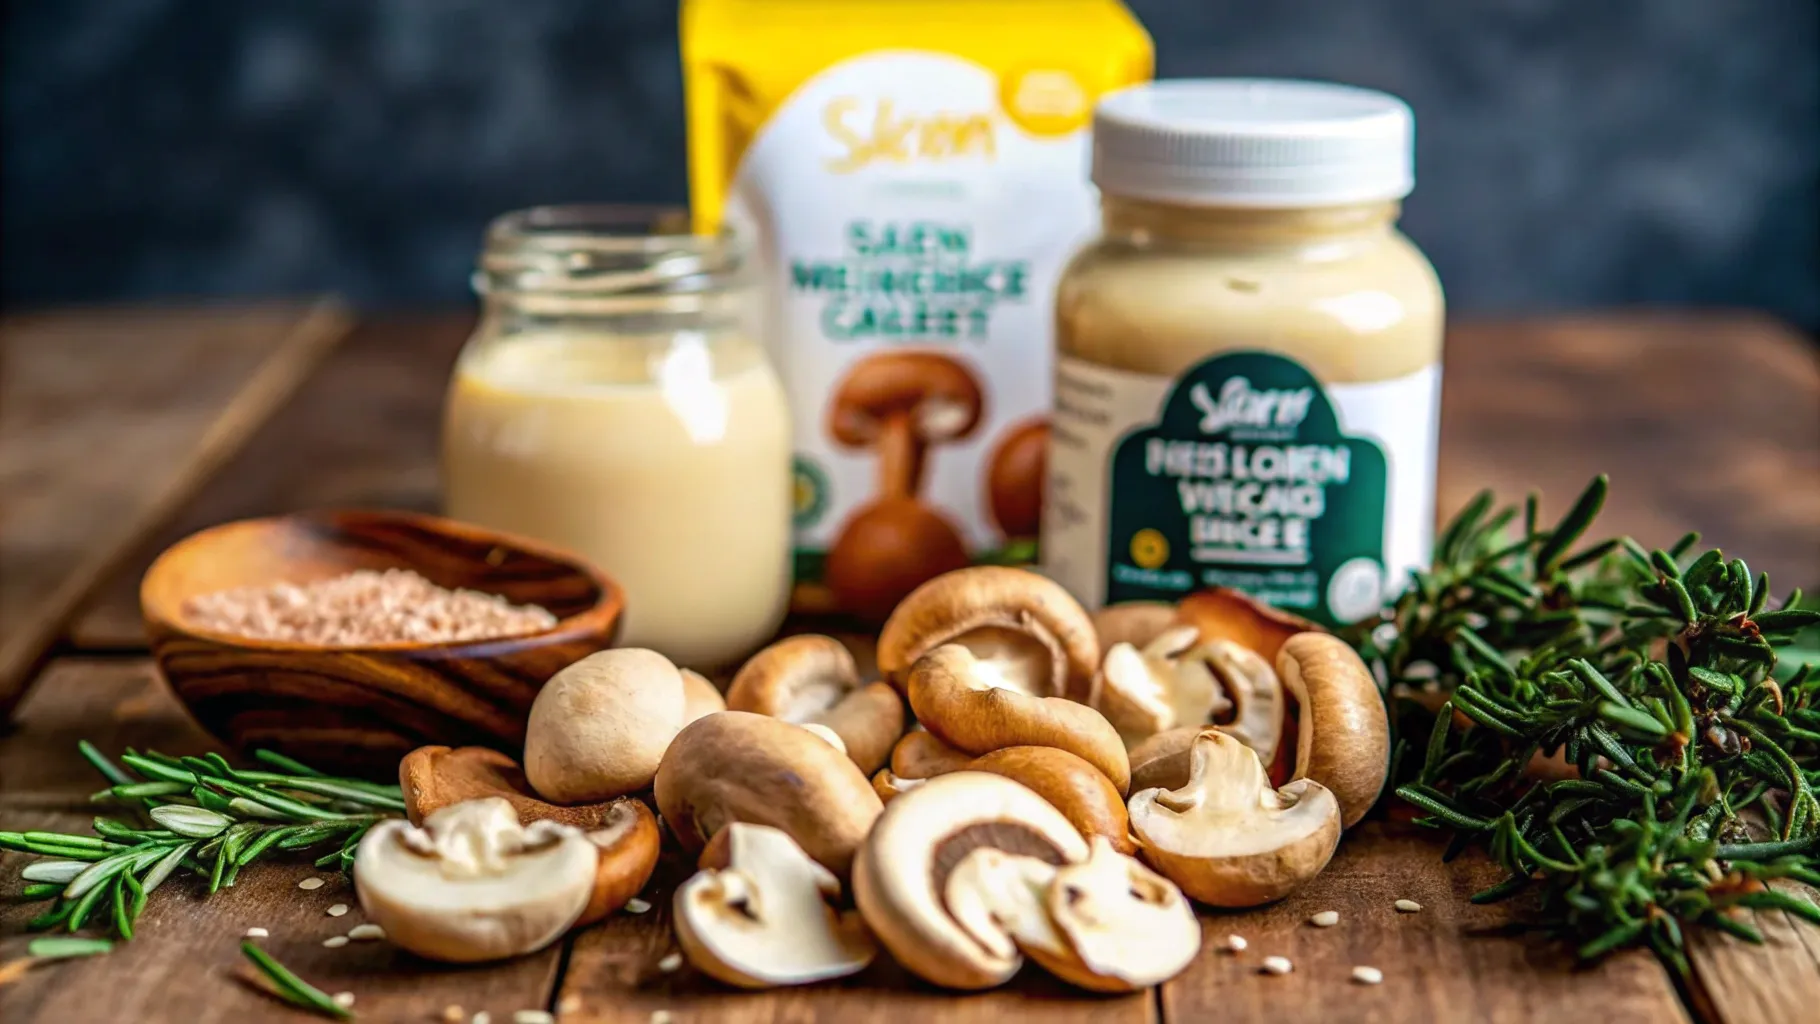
[240,941,353,1019]
[2,745,400,942]
[1346,476,1820,972]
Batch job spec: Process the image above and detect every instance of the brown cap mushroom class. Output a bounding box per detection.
[878,566,1100,702]
[1277,632,1389,829]
[852,771,1087,989]
[1127,730,1340,907]
[680,669,727,725]
[1127,727,1202,794]
[1175,588,1323,663]
[524,648,687,803]
[654,711,883,877]
[909,644,1130,794]
[1091,602,1182,652]
[673,823,876,988]
[963,747,1134,855]
[576,798,662,925]
[889,728,975,779]
[353,798,597,963]
[985,418,1049,540]
[726,635,906,774]
[828,350,984,500]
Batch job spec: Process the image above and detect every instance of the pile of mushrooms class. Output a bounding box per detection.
[355,568,1389,995]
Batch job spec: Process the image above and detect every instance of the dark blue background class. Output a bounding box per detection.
[4,1,1816,327]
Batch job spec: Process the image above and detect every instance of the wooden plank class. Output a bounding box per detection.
[556,859,1156,1024]
[0,302,353,712]
[1158,823,1692,1024]
[0,657,563,1023]
[70,313,468,650]
[1438,313,1820,585]
[1684,878,1820,1024]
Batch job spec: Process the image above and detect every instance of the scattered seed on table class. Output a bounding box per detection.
[1260,956,1293,975]
[1395,899,1422,913]
[1352,966,1384,985]
[558,995,582,1015]
[625,898,652,914]
[322,935,349,949]
[244,927,269,938]
[473,1013,491,1024]
[650,1012,673,1024]
[326,903,349,917]
[333,992,356,1009]
[441,1007,465,1024]
[1310,911,1340,928]
[297,877,326,891]
[346,923,385,941]
[1223,934,1248,953]
[514,1012,554,1024]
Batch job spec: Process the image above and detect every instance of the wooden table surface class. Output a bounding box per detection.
[2,309,1817,1024]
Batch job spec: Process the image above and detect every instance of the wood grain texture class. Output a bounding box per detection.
[0,301,352,712]
[0,658,564,1023]
[1158,822,1692,1024]
[1683,878,1820,1024]
[1438,313,1820,585]
[141,510,623,779]
[72,313,467,649]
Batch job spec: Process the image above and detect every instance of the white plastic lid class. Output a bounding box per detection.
[1091,79,1415,208]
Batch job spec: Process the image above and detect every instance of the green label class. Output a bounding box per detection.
[1104,352,1389,625]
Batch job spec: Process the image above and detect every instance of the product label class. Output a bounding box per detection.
[1044,353,1439,624]
[722,51,1111,567]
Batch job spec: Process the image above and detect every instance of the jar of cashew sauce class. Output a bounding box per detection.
[443,206,792,669]
[1042,80,1444,626]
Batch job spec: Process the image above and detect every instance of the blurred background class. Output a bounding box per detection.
[3,0,1816,329]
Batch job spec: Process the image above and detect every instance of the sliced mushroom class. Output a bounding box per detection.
[877,567,1099,702]
[852,771,1087,990]
[1202,640,1286,767]
[654,711,883,877]
[353,797,597,962]
[1127,728,1201,794]
[400,745,628,830]
[1035,837,1201,992]
[1127,730,1340,907]
[726,635,905,774]
[909,644,1130,794]
[1175,588,1322,663]
[680,669,727,725]
[524,648,688,803]
[1096,626,1226,743]
[673,823,876,988]
[1091,602,1182,651]
[576,798,662,925]
[871,769,926,803]
[963,747,1134,855]
[890,728,974,779]
[1277,632,1389,829]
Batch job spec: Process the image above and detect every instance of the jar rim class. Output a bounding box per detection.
[476,204,747,306]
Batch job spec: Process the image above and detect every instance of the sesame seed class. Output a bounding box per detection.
[1261,956,1293,975]
[1395,899,1422,913]
[333,993,356,1008]
[1223,933,1248,953]
[322,935,349,949]
[473,1014,492,1024]
[326,903,349,917]
[514,1012,554,1024]
[657,952,684,972]
[244,927,269,938]
[625,898,652,914]
[297,878,325,891]
[442,1006,465,1024]
[1352,966,1384,985]
[650,1012,673,1024]
[1310,911,1340,927]
[347,924,385,941]
[557,996,582,1015]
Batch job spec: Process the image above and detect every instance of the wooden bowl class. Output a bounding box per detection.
[142,510,623,778]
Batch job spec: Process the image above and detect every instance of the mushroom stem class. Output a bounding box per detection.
[876,412,925,499]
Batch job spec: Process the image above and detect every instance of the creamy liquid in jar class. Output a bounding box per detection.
[443,207,793,669]
[1042,80,1444,625]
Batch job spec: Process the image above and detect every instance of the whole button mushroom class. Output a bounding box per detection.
[726,634,906,775]
[1277,632,1390,829]
[654,711,883,877]
[523,648,689,804]
[823,350,984,620]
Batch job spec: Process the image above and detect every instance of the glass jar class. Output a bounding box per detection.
[1042,80,1444,625]
[443,205,793,668]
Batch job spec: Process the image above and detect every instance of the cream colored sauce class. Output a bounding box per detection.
[443,332,792,669]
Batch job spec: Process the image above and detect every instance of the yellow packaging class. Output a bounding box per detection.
[683,0,1152,617]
